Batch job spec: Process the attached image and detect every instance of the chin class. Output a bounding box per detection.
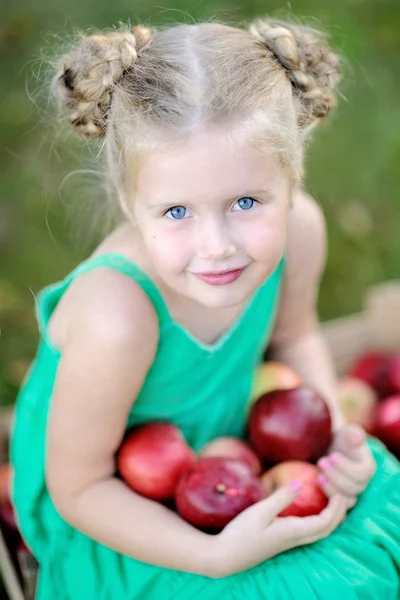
[200,295,243,310]
[194,283,253,309]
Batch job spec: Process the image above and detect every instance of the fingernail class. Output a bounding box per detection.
[329,453,340,465]
[289,480,303,493]
[319,458,331,470]
[318,475,328,487]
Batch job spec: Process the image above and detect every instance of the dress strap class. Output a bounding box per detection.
[69,252,172,324]
[35,253,171,346]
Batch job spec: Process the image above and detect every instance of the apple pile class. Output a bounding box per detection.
[116,424,264,530]
[116,362,334,531]
[246,381,332,519]
[339,351,400,458]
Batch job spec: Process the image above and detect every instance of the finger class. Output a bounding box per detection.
[330,425,366,460]
[321,452,376,489]
[236,480,303,527]
[324,469,361,497]
[331,450,376,481]
[320,453,370,485]
[298,495,348,542]
[261,480,304,523]
[272,495,347,546]
[345,496,357,509]
[317,473,340,497]
[317,474,357,504]
[317,460,364,496]
[275,494,345,534]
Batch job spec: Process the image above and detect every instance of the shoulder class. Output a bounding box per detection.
[49,222,160,353]
[270,189,327,345]
[285,187,327,280]
[72,266,159,342]
[49,258,159,356]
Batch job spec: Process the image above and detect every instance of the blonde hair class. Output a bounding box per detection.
[55,19,341,205]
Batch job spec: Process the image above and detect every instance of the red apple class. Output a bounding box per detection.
[249,361,302,407]
[199,437,262,475]
[260,461,328,517]
[348,352,400,399]
[248,386,332,463]
[337,376,378,433]
[175,457,263,530]
[0,500,18,531]
[387,354,400,394]
[348,352,387,394]
[117,422,196,501]
[373,394,400,455]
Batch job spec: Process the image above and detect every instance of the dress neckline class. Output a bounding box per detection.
[89,252,268,353]
[37,252,285,357]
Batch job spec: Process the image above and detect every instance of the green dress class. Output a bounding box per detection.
[10,253,400,600]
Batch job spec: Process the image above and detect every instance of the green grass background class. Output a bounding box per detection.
[0,0,399,408]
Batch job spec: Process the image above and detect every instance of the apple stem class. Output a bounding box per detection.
[215,483,226,494]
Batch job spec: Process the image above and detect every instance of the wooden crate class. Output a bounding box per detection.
[321,280,400,374]
[0,280,399,600]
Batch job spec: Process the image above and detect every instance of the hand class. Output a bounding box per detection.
[211,482,348,578]
[317,424,377,509]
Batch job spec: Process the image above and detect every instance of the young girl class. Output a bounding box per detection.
[10,17,400,600]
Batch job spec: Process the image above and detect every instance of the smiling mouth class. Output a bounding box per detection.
[194,267,247,286]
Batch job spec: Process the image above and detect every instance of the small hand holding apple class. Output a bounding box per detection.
[317,424,377,508]
[212,482,348,577]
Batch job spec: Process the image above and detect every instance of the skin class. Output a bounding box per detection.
[129,129,289,312]
[44,127,376,578]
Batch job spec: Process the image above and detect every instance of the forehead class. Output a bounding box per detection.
[135,128,283,204]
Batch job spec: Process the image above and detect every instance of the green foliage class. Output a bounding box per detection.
[0,0,399,406]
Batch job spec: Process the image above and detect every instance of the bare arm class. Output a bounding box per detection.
[269,190,345,431]
[45,269,216,577]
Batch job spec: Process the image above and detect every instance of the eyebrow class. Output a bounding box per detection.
[146,189,273,210]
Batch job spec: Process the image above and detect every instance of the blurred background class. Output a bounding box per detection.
[0,0,399,409]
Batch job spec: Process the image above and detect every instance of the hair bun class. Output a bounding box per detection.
[249,19,341,129]
[56,28,149,137]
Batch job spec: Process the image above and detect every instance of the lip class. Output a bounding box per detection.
[194,267,247,286]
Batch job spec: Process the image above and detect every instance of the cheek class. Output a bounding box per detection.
[240,210,287,259]
[143,224,192,272]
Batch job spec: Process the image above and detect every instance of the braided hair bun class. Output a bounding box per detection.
[249,19,341,129]
[56,26,152,138]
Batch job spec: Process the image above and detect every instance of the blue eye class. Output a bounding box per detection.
[166,206,187,220]
[235,197,255,210]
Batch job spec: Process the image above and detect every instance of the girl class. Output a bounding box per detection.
[10,17,400,600]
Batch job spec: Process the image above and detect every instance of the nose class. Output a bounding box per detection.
[196,217,237,261]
